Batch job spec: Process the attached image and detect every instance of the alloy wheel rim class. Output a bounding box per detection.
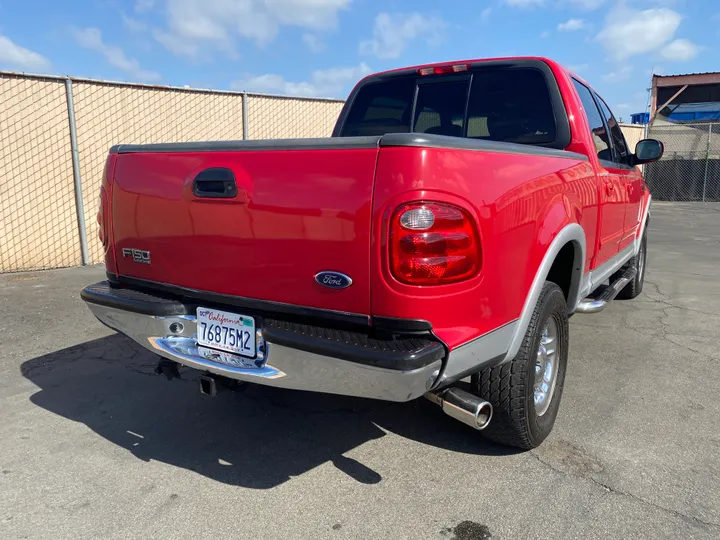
[534,317,559,416]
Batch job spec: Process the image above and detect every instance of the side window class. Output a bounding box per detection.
[340,78,415,136]
[572,79,612,162]
[595,94,630,165]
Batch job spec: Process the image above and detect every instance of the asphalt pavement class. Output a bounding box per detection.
[1,202,719,540]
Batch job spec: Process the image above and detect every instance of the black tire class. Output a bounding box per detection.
[473,282,569,450]
[613,231,647,300]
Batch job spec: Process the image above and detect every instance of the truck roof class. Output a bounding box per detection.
[363,56,569,80]
[355,56,592,99]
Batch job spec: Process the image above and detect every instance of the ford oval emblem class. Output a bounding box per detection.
[315,271,353,289]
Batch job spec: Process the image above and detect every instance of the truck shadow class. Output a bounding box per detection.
[21,334,517,489]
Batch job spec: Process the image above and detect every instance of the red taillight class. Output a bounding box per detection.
[98,187,108,247]
[390,202,480,285]
[417,64,470,76]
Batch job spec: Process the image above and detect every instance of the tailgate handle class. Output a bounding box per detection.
[192,168,238,198]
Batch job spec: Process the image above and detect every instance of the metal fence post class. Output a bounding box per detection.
[242,92,249,140]
[702,125,712,202]
[64,78,89,265]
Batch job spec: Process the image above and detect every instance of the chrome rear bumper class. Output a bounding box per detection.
[86,302,442,402]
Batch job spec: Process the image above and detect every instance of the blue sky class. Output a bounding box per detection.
[1,0,717,120]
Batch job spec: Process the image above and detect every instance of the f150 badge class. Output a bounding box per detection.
[314,271,352,289]
[122,248,151,265]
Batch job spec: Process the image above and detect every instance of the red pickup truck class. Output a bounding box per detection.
[82,57,663,449]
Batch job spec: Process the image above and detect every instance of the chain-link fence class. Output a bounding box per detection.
[645,122,720,201]
[0,72,344,273]
[247,94,343,140]
[0,76,81,272]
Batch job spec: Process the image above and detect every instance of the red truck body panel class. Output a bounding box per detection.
[371,146,596,348]
[111,148,379,315]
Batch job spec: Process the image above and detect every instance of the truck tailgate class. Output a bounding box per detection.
[111,139,380,315]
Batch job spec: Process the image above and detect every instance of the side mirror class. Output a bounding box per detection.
[634,139,664,164]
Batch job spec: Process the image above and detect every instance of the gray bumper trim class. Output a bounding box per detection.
[87,303,441,402]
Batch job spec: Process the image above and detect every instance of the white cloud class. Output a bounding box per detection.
[0,34,49,69]
[568,63,589,73]
[154,0,350,57]
[359,12,446,60]
[74,28,160,82]
[568,0,605,9]
[123,15,148,33]
[508,0,605,9]
[661,39,701,61]
[153,29,200,57]
[597,7,681,60]
[302,33,325,52]
[231,62,371,98]
[481,8,492,21]
[540,30,551,38]
[558,18,585,31]
[602,65,633,83]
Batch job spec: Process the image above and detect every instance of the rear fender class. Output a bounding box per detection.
[503,216,586,363]
[432,204,586,388]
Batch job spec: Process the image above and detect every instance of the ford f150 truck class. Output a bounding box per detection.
[81,57,663,449]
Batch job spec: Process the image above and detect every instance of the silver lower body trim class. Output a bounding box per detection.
[433,320,517,387]
[87,303,441,402]
[577,240,637,303]
[577,195,651,304]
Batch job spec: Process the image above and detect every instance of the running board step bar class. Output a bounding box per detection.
[575,266,637,314]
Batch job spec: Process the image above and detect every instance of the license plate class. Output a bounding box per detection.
[196,308,256,358]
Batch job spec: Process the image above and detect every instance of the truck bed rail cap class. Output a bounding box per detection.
[110,136,382,154]
[379,133,588,161]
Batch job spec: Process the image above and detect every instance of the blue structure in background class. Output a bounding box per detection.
[631,112,650,124]
[632,103,720,124]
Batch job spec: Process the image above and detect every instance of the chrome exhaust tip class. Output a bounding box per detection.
[426,387,493,430]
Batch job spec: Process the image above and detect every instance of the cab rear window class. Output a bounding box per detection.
[339,67,558,147]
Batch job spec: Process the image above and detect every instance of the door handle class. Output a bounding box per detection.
[192,168,238,198]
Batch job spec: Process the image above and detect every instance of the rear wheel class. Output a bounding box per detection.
[613,230,647,300]
[472,282,569,450]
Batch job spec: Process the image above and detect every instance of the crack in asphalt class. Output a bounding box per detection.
[643,281,720,317]
[649,269,720,278]
[639,282,720,359]
[572,281,720,360]
[529,451,720,530]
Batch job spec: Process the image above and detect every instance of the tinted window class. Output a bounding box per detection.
[595,94,629,165]
[467,69,556,144]
[340,67,560,147]
[572,79,611,162]
[340,78,415,136]
[413,81,468,137]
